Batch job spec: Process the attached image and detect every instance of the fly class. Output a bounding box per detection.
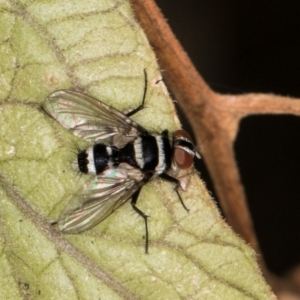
[42,70,200,253]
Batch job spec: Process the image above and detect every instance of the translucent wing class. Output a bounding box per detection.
[57,163,145,233]
[43,90,147,148]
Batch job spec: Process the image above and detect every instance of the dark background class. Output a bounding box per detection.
[156,0,300,276]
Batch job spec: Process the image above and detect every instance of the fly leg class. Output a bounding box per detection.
[126,69,147,117]
[131,188,149,254]
[159,173,189,212]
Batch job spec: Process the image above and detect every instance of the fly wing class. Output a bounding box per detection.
[43,90,147,148]
[57,163,145,233]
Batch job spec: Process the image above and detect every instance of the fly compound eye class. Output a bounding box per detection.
[173,129,192,141]
[173,130,195,169]
[173,147,194,169]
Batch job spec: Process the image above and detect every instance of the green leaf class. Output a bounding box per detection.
[0,0,275,299]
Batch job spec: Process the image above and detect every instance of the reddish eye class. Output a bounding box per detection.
[173,130,192,140]
[173,147,194,169]
[173,129,195,169]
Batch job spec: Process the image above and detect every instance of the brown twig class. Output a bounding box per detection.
[130,0,300,290]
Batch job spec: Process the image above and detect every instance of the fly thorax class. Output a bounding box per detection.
[134,133,172,176]
[137,135,158,173]
[154,135,167,174]
[159,132,172,172]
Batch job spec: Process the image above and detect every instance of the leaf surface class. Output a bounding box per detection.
[0,0,275,299]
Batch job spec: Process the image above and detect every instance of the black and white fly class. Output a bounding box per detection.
[43,70,200,253]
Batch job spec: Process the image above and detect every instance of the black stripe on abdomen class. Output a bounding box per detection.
[93,144,109,174]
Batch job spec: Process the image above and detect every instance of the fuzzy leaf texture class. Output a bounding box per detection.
[0,0,275,299]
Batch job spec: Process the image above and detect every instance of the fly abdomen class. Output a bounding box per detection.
[93,144,110,174]
[118,143,139,168]
[78,144,110,175]
[78,150,89,174]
